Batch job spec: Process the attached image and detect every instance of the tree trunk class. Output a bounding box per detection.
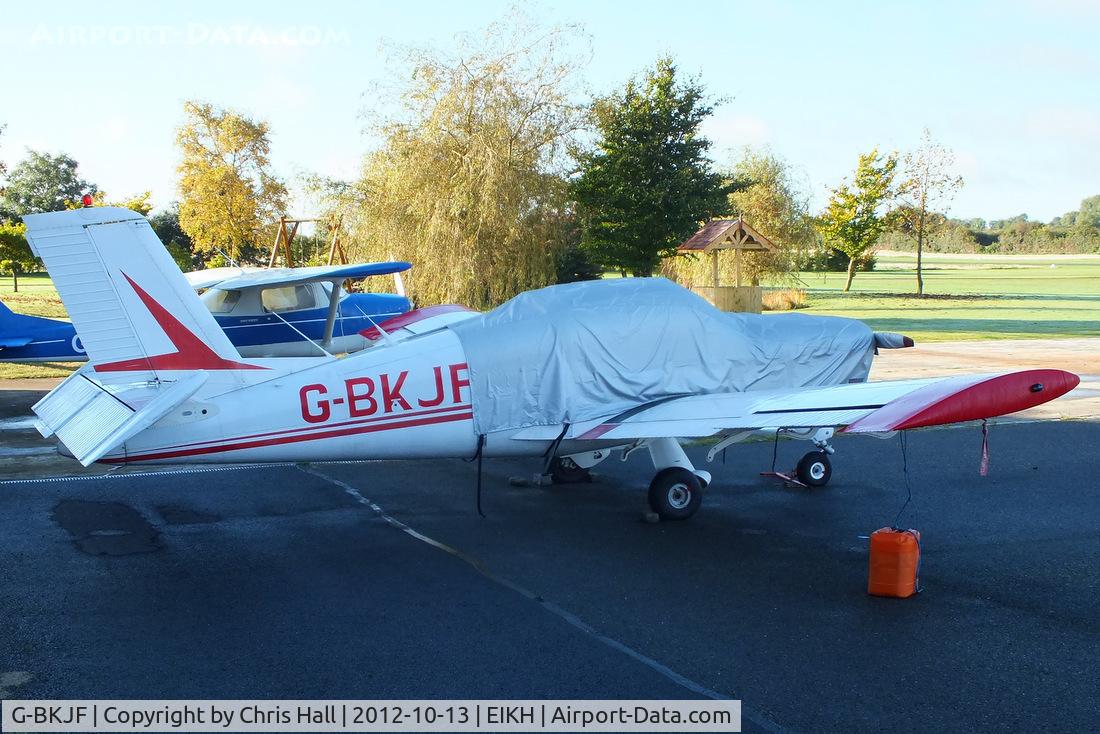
[843,256,857,292]
[12,270,17,293]
[915,209,925,296]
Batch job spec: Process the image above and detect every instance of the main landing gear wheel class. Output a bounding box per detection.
[796,451,832,487]
[647,468,703,521]
[549,455,591,484]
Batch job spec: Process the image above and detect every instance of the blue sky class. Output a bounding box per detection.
[2,0,1097,222]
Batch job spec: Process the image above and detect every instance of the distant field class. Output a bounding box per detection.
[794,252,1100,297]
[1,275,77,378]
[774,252,1100,342]
[3,254,1099,379]
[0,274,67,318]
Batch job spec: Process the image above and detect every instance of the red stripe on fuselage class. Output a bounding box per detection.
[106,410,474,463]
[155,403,472,452]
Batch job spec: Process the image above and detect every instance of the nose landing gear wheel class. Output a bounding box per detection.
[796,451,832,487]
[647,467,703,520]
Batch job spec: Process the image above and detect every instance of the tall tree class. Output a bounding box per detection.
[895,129,964,295]
[335,17,584,309]
[0,150,97,216]
[0,221,36,291]
[176,101,287,263]
[149,204,200,270]
[817,148,898,292]
[665,148,812,287]
[571,57,729,276]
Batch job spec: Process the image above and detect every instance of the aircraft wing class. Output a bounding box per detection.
[511,369,1080,441]
[183,267,253,290]
[205,262,412,290]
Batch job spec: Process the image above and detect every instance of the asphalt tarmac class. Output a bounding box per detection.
[1,421,1097,732]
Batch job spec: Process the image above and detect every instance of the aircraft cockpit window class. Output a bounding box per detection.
[203,288,242,313]
[262,285,318,313]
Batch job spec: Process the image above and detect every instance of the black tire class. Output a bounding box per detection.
[549,455,591,484]
[647,468,703,521]
[796,451,832,487]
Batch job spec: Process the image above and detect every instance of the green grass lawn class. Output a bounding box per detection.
[796,252,1100,297]
[1,273,67,318]
[774,252,1100,341]
[2,254,1099,379]
[1,274,80,379]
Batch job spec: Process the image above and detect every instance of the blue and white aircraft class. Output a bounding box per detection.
[0,300,87,361]
[0,262,412,362]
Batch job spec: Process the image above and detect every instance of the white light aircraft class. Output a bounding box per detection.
[23,208,1079,520]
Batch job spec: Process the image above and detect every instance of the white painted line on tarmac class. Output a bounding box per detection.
[299,464,788,734]
[0,459,384,486]
[0,464,264,485]
[0,671,34,698]
[0,416,38,430]
[0,447,55,457]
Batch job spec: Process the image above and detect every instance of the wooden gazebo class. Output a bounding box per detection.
[677,218,776,312]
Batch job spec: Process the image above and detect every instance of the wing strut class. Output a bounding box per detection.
[322,280,342,349]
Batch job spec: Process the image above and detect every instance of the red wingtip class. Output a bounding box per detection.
[360,304,474,340]
[844,369,1079,433]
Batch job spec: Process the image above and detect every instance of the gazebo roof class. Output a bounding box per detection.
[678,218,776,253]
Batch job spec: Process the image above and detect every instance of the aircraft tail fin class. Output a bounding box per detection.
[0,300,16,323]
[22,207,261,379]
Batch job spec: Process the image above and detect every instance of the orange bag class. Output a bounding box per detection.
[868,528,921,598]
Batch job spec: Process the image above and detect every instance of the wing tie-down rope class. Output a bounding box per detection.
[893,431,923,594]
[894,431,916,529]
[464,433,487,518]
[541,422,571,475]
[979,419,991,477]
[769,427,789,473]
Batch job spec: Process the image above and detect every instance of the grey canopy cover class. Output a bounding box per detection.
[448,278,874,434]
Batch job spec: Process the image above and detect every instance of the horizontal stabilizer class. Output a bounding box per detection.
[0,336,34,349]
[33,370,208,465]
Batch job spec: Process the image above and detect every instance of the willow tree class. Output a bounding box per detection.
[339,21,584,309]
[176,101,287,264]
[663,148,813,287]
